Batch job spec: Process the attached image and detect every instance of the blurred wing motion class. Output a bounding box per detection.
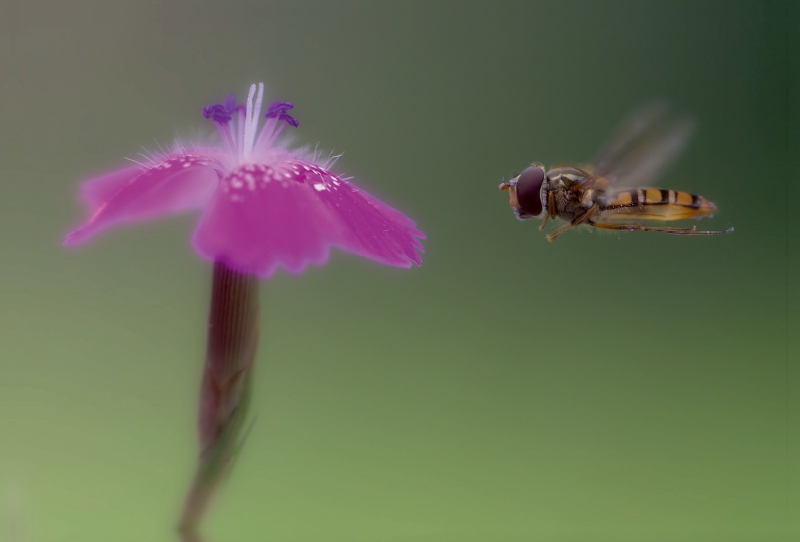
[584,101,694,190]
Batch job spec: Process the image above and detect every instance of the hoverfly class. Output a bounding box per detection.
[499,102,733,241]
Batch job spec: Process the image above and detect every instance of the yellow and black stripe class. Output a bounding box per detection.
[600,188,715,220]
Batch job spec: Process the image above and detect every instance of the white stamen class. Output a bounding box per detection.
[253,82,264,135]
[243,83,266,160]
[236,109,245,155]
[243,83,257,158]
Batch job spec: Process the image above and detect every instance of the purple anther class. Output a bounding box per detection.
[281,113,299,127]
[265,101,299,128]
[265,101,293,117]
[202,93,239,124]
[223,93,237,113]
[202,104,232,124]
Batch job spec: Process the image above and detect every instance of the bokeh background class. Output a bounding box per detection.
[0,1,797,541]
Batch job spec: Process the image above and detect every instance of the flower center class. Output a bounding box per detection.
[202,83,299,163]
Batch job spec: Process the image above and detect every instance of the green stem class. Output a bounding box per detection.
[179,261,259,532]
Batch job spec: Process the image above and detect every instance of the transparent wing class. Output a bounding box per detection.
[587,101,695,189]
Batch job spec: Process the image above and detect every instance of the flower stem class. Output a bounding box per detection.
[179,261,259,532]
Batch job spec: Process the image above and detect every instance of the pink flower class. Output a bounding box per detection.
[65,83,425,276]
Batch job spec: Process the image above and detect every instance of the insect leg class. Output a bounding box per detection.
[546,204,598,242]
[546,222,575,242]
[589,221,733,235]
[539,191,557,231]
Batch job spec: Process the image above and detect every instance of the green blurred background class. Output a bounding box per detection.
[0,1,796,540]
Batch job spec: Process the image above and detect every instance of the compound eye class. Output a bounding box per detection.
[516,166,544,216]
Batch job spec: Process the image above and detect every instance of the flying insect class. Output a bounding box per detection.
[499,103,733,241]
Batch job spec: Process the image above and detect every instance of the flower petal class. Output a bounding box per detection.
[193,163,331,276]
[78,165,149,213]
[193,162,425,277]
[292,161,425,267]
[65,154,220,245]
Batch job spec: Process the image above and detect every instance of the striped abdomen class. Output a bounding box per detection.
[599,188,717,221]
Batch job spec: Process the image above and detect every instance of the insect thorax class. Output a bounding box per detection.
[546,168,596,221]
